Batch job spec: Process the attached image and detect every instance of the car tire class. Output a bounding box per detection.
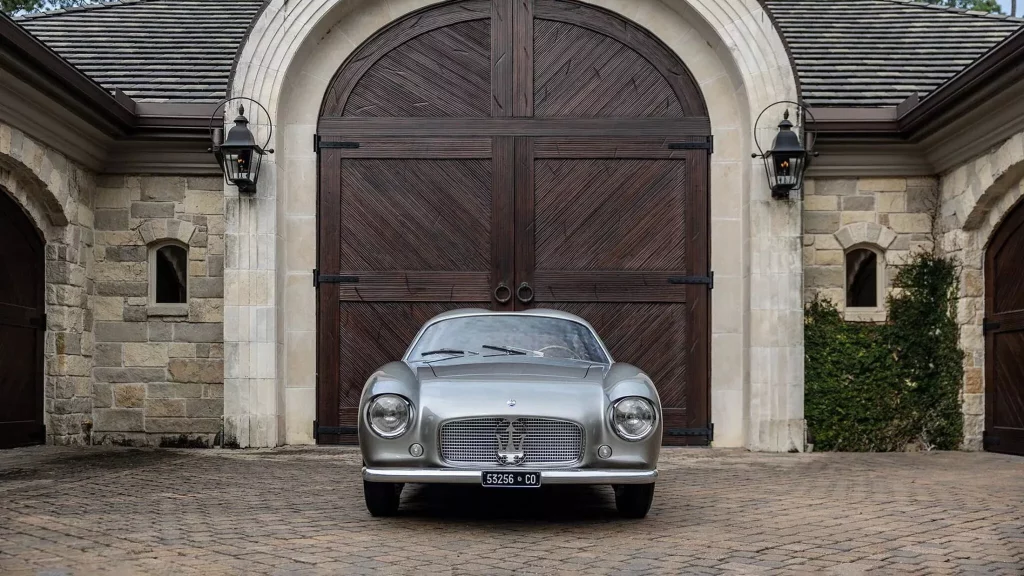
[363,480,402,517]
[614,483,655,518]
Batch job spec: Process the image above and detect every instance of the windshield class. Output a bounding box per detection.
[407,315,609,364]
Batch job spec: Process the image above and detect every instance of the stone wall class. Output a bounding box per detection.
[91,175,225,447]
[1,122,96,446]
[802,177,939,316]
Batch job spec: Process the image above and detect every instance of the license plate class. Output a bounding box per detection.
[481,471,541,488]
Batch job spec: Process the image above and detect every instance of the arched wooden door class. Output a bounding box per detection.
[0,190,46,448]
[985,200,1024,455]
[315,0,711,446]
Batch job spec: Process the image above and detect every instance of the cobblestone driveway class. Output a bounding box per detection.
[0,447,1021,575]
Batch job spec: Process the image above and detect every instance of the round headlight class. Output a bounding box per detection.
[612,397,657,441]
[367,394,411,438]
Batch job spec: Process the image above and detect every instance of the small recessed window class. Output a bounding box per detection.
[846,248,878,308]
[152,243,188,304]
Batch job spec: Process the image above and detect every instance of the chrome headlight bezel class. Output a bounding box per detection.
[366,394,413,438]
[610,396,657,441]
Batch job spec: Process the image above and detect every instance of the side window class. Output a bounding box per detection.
[845,247,880,309]
[150,241,188,305]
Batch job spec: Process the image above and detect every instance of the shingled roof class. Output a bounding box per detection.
[764,0,1024,107]
[16,0,263,103]
[10,0,1024,108]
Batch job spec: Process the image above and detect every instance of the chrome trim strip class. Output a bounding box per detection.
[363,467,658,485]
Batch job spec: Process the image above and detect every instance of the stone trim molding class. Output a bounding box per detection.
[834,222,898,251]
[139,219,197,246]
[942,131,1024,233]
[228,0,802,450]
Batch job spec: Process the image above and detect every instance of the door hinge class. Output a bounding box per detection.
[668,136,713,153]
[317,425,359,436]
[983,320,1001,333]
[668,272,714,289]
[665,423,714,441]
[314,135,360,152]
[313,269,360,287]
[983,431,1000,447]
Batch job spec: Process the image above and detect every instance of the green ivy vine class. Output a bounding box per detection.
[805,253,964,451]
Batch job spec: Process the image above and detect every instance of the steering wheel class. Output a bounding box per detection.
[537,345,581,360]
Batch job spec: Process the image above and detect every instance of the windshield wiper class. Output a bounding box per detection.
[420,349,475,357]
[482,345,532,356]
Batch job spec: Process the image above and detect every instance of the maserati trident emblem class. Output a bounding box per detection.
[507,399,516,407]
[495,419,526,466]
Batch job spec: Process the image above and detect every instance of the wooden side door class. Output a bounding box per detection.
[984,200,1024,456]
[0,191,45,448]
[316,138,514,443]
[513,137,711,445]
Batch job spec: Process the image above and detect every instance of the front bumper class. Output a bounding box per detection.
[363,467,658,485]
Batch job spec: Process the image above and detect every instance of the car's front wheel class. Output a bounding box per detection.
[614,483,655,518]
[363,481,402,516]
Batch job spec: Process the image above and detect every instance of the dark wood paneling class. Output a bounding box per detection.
[532,272,689,302]
[513,0,534,116]
[318,117,712,138]
[492,0,513,117]
[316,150,342,437]
[985,199,1024,456]
[534,19,682,117]
[329,138,492,158]
[0,190,45,449]
[493,136,516,312]
[337,272,491,302]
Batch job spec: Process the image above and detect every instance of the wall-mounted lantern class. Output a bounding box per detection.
[752,102,818,200]
[209,98,274,194]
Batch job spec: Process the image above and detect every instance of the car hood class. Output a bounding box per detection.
[415,359,608,424]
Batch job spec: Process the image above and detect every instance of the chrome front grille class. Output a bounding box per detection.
[439,417,585,466]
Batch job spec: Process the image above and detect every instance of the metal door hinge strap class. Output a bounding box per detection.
[983,321,1001,333]
[668,272,714,289]
[983,431,1000,446]
[314,135,361,152]
[313,269,360,287]
[666,423,714,441]
[668,136,713,153]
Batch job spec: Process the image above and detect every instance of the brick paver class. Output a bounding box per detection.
[0,447,1021,574]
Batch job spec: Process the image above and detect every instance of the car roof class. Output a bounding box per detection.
[425,308,595,329]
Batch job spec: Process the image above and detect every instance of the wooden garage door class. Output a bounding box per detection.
[0,190,45,448]
[985,200,1024,456]
[316,0,711,445]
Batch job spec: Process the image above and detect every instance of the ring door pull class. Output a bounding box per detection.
[516,282,535,304]
[494,282,512,304]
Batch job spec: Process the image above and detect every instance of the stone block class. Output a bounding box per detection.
[147,417,221,434]
[94,367,166,383]
[203,383,224,398]
[95,322,148,342]
[804,195,837,211]
[149,321,174,342]
[815,250,843,266]
[94,383,113,408]
[94,209,129,231]
[877,192,907,213]
[123,305,147,322]
[189,261,207,277]
[51,398,93,416]
[185,191,223,215]
[113,383,146,408]
[188,176,224,191]
[168,343,196,358]
[190,277,224,298]
[889,213,932,233]
[965,368,983,394]
[105,246,147,262]
[186,398,223,418]
[169,359,223,383]
[189,298,223,323]
[804,212,840,234]
[145,398,186,418]
[208,254,224,277]
[141,177,186,202]
[94,343,122,367]
[963,393,983,416]
[805,266,843,289]
[816,179,857,196]
[124,343,169,367]
[963,270,983,297]
[95,262,147,283]
[174,323,223,343]
[96,282,147,297]
[93,408,144,432]
[841,196,875,211]
[857,178,907,192]
[906,186,936,213]
[841,211,875,226]
[131,202,175,219]
[148,383,203,398]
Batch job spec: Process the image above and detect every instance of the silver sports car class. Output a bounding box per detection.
[359,309,662,518]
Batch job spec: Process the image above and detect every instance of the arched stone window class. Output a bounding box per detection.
[149,240,188,311]
[845,247,881,309]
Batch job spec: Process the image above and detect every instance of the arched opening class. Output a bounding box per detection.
[984,198,1024,455]
[845,247,881,309]
[313,0,712,446]
[0,188,46,448]
[150,241,189,305]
